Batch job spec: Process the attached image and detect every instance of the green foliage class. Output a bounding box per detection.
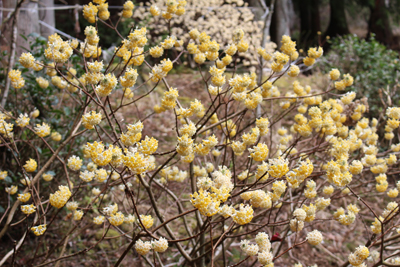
[319,34,400,116]
[0,34,84,189]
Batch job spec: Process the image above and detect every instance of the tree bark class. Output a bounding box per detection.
[270,0,291,47]
[298,0,320,47]
[368,0,393,46]
[39,0,55,38]
[17,0,40,54]
[324,0,349,39]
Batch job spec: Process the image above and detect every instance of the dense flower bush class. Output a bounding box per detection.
[319,34,400,116]
[0,1,400,266]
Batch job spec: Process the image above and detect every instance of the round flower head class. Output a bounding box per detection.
[0,171,7,180]
[16,113,30,127]
[73,210,84,220]
[67,155,83,171]
[354,246,369,260]
[329,69,340,80]
[152,237,168,252]
[258,250,273,265]
[232,204,253,225]
[307,230,323,245]
[19,52,35,68]
[82,111,102,129]
[49,185,71,208]
[31,224,47,236]
[135,239,152,255]
[139,214,154,229]
[109,212,124,226]
[93,215,105,225]
[293,208,307,222]
[17,193,31,202]
[34,123,51,137]
[249,143,269,162]
[287,65,300,77]
[42,172,54,182]
[6,185,18,195]
[66,201,79,211]
[240,240,259,256]
[24,158,37,172]
[21,204,36,215]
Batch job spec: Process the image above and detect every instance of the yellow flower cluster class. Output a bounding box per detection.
[120,67,138,95]
[31,224,46,236]
[240,240,258,256]
[5,185,18,195]
[66,201,78,211]
[139,214,154,229]
[152,237,169,253]
[8,69,25,89]
[271,180,287,201]
[334,73,354,91]
[96,73,117,97]
[241,190,272,209]
[286,159,314,188]
[232,204,254,225]
[42,172,54,181]
[135,239,152,255]
[315,197,331,211]
[93,215,105,225]
[44,33,73,63]
[84,142,114,166]
[16,113,29,127]
[36,77,49,89]
[49,185,71,208]
[82,111,102,129]
[348,246,369,266]
[0,170,7,180]
[114,28,146,67]
[23,159,37,173]
[191,166,235,217]
[21,204,36,215]
[34,122,51,138]
[304,180,317,199]
[268,157,289,178]
[17,193,31,202]
[73,210,84,221]
[0,112,14,138]
[160,166,188,183]
[307,230,323,246]
[122,1,134,18]
[290,208,306,232]
[109,212,124,226]
[19,52,35,68]
[333,204,358,226]
[122,148,151,175]
[302,203,316,222]
[304,47,323,66]
[151,0,187,19]
[67,155,83,171]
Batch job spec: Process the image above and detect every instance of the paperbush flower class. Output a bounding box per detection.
[24,159,37,172]
[49,185,71,208]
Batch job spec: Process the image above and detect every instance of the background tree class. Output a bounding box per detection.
[324,0,350,40]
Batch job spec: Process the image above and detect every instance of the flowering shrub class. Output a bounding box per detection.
[1,1,400,266]
[319,34,400,116]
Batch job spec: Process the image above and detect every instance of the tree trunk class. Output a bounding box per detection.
[39,0,55,38]
[270,0,291,47]
[324,0,349,39]
[298,0,320,47]
[17,1,40,54]
[368,0,393,46]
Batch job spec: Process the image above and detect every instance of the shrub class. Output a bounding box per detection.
[0,1,400,267]
[319,34,400,116]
